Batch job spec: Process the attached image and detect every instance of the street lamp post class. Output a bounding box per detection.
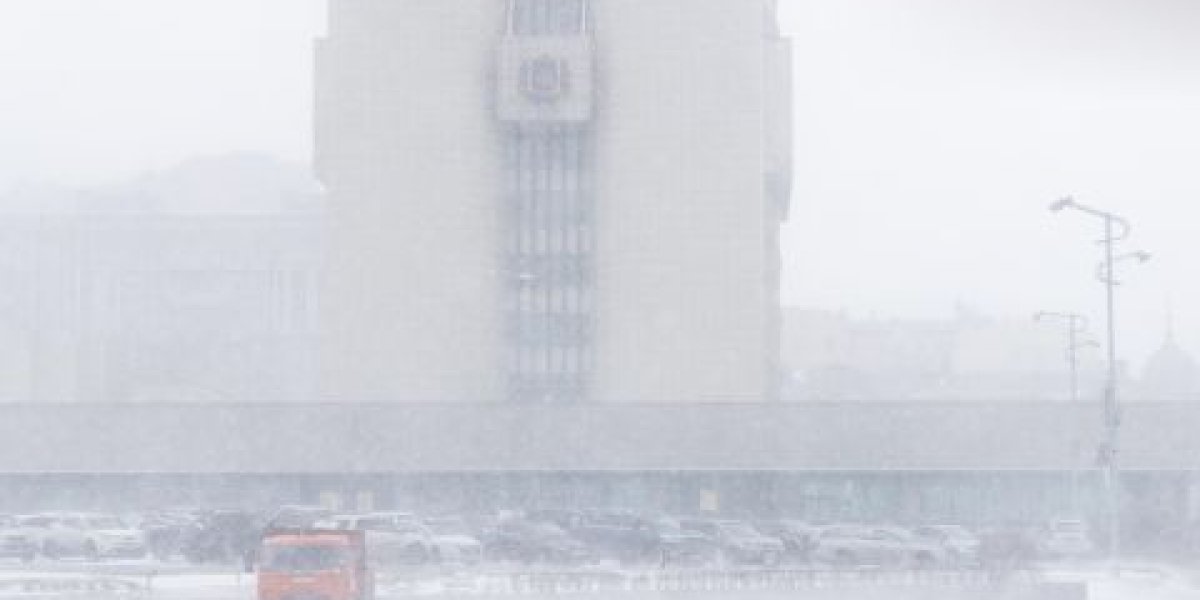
[1034,311,1098,513]
[1033,311,1097,403]
[1049,195,1150,572]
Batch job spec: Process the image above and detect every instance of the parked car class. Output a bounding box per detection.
[0,515,36,563]
[569,511,659,564]
[139,508,207,560]
[482,518,589,565]
[913,525,981,567]
[330,513,435,565]
[678,519,784,566]
[526,509,585,532]
[265,505,333,531]
[755,519,819,562]
[650,517,721,566]
[1037,519,1095,559]
[19,512,146,560]
[568,511,719,566]
[810,525,945,568]
[977,525,1039,572]
[179,509,264,564]
[424,517,484,565]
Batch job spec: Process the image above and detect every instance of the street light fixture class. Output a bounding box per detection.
[1049,196,1150,573]
[1049,196,1075,212]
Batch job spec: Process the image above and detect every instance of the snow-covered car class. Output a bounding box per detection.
[976,526,1040,570]
[1038,519,1095,559]
[756,519,820,562]
[482,518,590,565]
[424,517,484,565]
[179,509,264,564]
[138,508,208,560]
[913,525,981,566]
[811,525,946,568]
[265,505,333,530]
[679,519,784,566]
[651,517,721,566]
[567,511,718,566]
[0,515,36,563]
[568,511,658,564]
[331,513,436,564]
[19,513,146,560]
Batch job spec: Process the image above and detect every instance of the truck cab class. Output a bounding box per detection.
[257,529,373,600]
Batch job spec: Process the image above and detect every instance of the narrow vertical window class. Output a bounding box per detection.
[512,0,585,35]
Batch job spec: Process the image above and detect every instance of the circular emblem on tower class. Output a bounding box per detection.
[520,55,570,104]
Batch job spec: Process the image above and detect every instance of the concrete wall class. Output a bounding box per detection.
[316,0,507,402]
[2,402,1198,474]
[592,0,778,403]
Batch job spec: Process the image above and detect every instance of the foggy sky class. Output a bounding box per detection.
[0,0,1197,369]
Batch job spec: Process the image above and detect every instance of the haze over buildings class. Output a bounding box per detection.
[3,1,1199,366]
[0,155,321,405]
[0,2,1199,538]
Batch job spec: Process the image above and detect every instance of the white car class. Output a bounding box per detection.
[914,525,981,566]
[266,505,333,530]
[331,513,436,565]
[19,513,146,560]
[679,519,785,566]
[0,515,36,563]
[811,525,947,568]
[424,517,484,565]
[1038,519,1095,559]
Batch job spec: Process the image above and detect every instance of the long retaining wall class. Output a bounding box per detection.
[0,402,1196,474]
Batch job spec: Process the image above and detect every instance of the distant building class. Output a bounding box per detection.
[1138,323,1200,401]
[0,156,322,404]
[316,0,793,403]
[781,308,1107,401]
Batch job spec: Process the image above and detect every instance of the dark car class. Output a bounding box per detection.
[140,509,207,560]
[651,517,721,567]
[679,518,784,566]
[914,525,982,567]
[568,512,720,567]
[264,505,333,531]
[482,518,589,565]
[977,525,1040,573]
[570,511,659,564]
[0,515,35,563]
[755,519,819,563]
[179,509,264,564]
[525,509,585,532]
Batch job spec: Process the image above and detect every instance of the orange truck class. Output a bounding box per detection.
[257,529,374,600]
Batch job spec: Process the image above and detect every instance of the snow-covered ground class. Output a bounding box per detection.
[0,561,1195,599]
[1048,563,1200,600]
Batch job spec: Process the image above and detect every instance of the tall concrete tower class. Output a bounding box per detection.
[316,0,791,404]
[496,2,597,402]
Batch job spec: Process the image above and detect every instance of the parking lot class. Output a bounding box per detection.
[0,506,1192,599]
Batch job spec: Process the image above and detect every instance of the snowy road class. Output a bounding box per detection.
[0,562,1194,599]
[1048,564,1200,600]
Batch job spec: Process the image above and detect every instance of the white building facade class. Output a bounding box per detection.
[316,0,792,403]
